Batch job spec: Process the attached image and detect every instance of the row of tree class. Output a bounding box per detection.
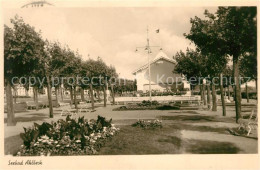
[174,7,257,122]
[4,15,134,126]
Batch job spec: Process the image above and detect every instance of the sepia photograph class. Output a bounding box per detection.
[0,0,259,169]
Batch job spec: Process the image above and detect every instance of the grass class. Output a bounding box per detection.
[4,112,61,123]
[184,139,241,154]
[98,125,182,155]
[160,115,216,122]
[159,114,236,123]
[5,135,23,155]
[4,123,245,155]
[97,123,242,155]
[4,106,257,155]
[170,123,229,134]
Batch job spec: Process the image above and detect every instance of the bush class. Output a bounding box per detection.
[132,119,162,129]
[16,115,119,156]
[241,92,257,99]
[156,105,180,110]
[137,100,159,107]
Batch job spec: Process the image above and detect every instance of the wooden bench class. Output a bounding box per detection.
[238,110,258,136]
[60,106,78,117]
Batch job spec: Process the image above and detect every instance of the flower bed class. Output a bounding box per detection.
[132,119,162,129]
[16,115,119,156]
[137,100,159,107]
[113,104,180,111]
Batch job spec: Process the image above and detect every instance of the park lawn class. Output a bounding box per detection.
[4,124,182,155]
[98,123,241,155]
[5,135,23,155]
[5,116,245,155]
[98,125,183,155]
[4,124,242,155]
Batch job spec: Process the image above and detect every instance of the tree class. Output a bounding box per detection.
[114,78,137,96]
[107,65,118,105]
[82,59,99,110]
[47,42,65,105]
[240,52,257,102]
[205,52,228,114]
[4,16,45,125]
[174,48,208,106]
[184,7,256,122]
[94,57,110,107]
[222,65,233,100]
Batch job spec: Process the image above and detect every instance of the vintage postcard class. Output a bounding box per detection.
[0,0,259,169]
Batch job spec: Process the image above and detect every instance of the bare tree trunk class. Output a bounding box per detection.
[80,87,85,101]
[74,87,78,110]
[200,85,203,103]
[46,76,53,118]
[97,90,101,102]
[233,85,236,102]
[202,83,206,105]
[55,87,59,107]
[103,86,107,107]
[25,88,29,97]
[211,83,217,111]
[6,80,16,126]
[111,84,115,105]
[13,87,17,104]
[70,86,73,106]
[233,56,242,123]
[88,90,91,102]
[103,81,107,107]
[220,74,226,116]
[246,82,249,103]
[34,87,39,111]
[89,84,95,110]
[206,82,211,109]
[228,85,230,100]
[33,87,36,102]
[60,85,63,102]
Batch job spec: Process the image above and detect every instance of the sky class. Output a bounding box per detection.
[2,1,217,79]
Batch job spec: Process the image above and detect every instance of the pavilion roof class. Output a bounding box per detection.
[132,51,176,75]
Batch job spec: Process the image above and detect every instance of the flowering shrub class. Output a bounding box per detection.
[137,100,159,107]
[132,119,162,129]
[17,115,119,156]
[113,104,180,111]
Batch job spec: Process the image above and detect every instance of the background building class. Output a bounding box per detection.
[132,51,190,92]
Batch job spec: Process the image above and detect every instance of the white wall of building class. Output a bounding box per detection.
[134,58,189,92]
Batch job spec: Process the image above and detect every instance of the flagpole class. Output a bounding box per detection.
[135,26,160,102]
[147,26,152,102]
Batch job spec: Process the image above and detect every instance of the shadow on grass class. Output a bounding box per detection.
[184,139,241,154]
[169,123,229,135]
[4,113,53,123]
[157,136,182,149]
[5,135,23,155]
[160,115,216,122]
[156,105,180,110]
[27,112,61,116]
[168,111,199,114]
[160,114,236,123]
[5,111,65,123]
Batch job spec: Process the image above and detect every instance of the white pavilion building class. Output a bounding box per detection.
[132,51,190,92]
